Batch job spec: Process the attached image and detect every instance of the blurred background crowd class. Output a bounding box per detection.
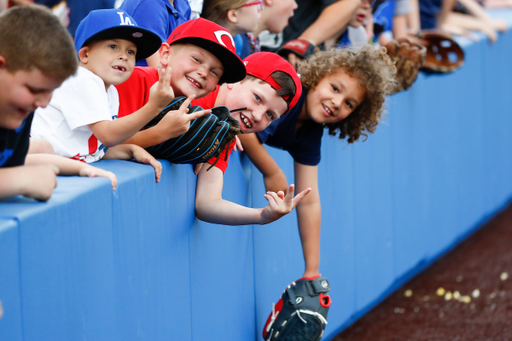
[2,0,509,77]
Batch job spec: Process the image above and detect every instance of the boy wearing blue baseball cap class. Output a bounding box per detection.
[30,9,171,177]
[0,4,121,201]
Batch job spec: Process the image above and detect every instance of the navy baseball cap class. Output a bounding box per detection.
[74,9,162,61]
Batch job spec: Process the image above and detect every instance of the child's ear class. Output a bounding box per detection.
[226,8,239,24]
[159,43,171,67]
[0,56,7,69]
[78,47,90,64]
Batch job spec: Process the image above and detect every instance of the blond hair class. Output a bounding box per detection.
[300,45,397,143]
[0,4,77,80]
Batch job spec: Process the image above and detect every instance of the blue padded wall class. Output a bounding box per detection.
[0,218,22,341]
[1,10,512,340]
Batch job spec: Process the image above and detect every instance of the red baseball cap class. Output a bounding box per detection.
[167,18,246,84]
[243,52,302,115]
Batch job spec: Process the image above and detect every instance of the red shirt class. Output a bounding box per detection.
[116,67,159,118]
[117,74,233,173]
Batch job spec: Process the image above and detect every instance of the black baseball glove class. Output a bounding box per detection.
[142,97,240,167]
[263,276,332,341]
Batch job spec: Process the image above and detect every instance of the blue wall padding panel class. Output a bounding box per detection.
[2,10,512,340]
[0,218,23,341]
[189,153,257,341]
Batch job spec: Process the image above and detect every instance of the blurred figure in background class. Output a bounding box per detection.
[119,0,191,67]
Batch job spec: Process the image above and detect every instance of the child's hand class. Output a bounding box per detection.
[193,163,203,175]
[157,95,212,139]
[79,165,118,190]
[131,145,163,183]
[149,64,175,111]
[261,184,311,224]
[21,164,59,201]
[233,136,243,152]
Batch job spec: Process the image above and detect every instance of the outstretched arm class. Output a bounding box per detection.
[0,164,58,201]
[287,0,359,67]
[294,162,321,278]
[240,134,321,274]
[437,0,457,28]
[299,0,360,44]
[195,165,310,225]
[25,154,118,190]
[89,64,175,147]
[239,133,288,193]
[103,144,162,183]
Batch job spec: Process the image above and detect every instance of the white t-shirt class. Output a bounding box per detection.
[348,26,369,50]
[31,67,119,163]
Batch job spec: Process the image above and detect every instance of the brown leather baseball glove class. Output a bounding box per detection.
[385,37,427,93]
[417,30,465,74]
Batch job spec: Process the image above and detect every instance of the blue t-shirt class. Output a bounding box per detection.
[120,0,191,66]
[256,90,324,166]
[35,0,115,37]
[419,0,442,30]
[372,0,397,41]
[0,113,33,168]
[338,30,351,48]
[234,33,260,59]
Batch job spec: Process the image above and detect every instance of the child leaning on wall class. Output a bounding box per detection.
[30,9,170,181]
[239,46,397,279]
[0,5,118,201]
[115,18,246,149]
[191,52,311,225]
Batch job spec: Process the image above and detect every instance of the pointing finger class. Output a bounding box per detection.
[187,108,211,120]
[291,187,311,206]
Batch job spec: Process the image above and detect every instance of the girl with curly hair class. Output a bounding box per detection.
[239,45,397,279]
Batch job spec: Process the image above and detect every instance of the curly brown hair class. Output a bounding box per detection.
[299,45,397,143]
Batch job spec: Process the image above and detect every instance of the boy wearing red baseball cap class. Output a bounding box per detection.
[193,52,311,226]
[116,18,247,149]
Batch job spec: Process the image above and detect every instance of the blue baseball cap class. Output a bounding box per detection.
[74,9,162,61]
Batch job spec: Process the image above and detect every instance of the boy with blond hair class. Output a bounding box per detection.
[116,18,246,148]
[0,5,118,201]
[30,8,168,180]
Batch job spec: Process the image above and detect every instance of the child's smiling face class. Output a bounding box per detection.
[0,66,63,129]
[305,69,366,125]
[225,78,287,134]
[168,44,224,99]
[79,39,137,90]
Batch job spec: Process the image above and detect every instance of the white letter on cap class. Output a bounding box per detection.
[117,12,134,26]
[214,31,235,49]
